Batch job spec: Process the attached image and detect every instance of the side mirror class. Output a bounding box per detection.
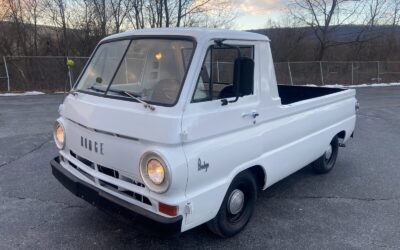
[222,57,254,105]
[236,57,254,96]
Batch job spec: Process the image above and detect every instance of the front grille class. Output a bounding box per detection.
[99,180,151,206]
[68,150,150,206]
[97,164,145,188]
[99,179,118,190]
[70,151,94,169]
[69,161,95,182]
[98,164,119,179]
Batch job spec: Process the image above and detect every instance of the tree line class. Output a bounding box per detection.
[0,0,235,57]
[264,0,400,61]
[0,0,400,61]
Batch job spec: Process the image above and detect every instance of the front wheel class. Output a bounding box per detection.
[311,136,339,174]
[207,171,257,238]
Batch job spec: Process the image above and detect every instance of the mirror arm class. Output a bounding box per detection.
[215,40,242,106]
[214,39,241,57]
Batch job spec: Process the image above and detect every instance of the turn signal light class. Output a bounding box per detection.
[159,202,178,216]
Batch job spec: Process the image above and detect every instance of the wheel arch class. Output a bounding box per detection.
[337,130,346,140]
[246,165,267,190]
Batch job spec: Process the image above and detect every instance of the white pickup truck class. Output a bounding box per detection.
[51,28,357,237]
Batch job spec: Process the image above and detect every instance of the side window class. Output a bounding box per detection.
[192,45,254,102]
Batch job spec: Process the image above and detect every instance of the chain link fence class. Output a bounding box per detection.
[0,56,89,92]
[1,57,400,92]
[274,61,400,86]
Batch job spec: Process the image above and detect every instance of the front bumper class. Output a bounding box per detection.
[50,157,182,230]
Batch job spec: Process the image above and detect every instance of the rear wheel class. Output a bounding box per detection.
[311,136,339,174]
[207,171,257,238]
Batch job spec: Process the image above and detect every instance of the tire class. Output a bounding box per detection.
[207,171,257,238]
[311,136,339,174]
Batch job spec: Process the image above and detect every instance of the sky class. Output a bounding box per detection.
[233,0,289,30]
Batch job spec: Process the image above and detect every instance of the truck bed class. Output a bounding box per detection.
[277,85,346,105]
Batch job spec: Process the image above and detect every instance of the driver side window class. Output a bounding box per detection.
[192,45,254,102]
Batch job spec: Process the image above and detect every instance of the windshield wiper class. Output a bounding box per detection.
[108,88,155,111]
[122,91,156,111]
[88,85,106,93]
[87,85,155,111]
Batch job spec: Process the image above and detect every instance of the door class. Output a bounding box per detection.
[181,41,261,224]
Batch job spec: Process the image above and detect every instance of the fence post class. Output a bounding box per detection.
[3,56,10,92]
[377,61,380,84]
[68,67,73,89]
[351,62,354,85]
[216,61,220,83]
[288,62,294,85]
[319,61,324,85]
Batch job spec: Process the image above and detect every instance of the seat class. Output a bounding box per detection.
[151,79,180,104]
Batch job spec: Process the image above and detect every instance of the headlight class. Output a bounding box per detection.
[140,152,170,193]
[53,121,65,149]
[147,159,165,184]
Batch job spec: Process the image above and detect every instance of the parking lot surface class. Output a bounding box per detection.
[0,87,399,249]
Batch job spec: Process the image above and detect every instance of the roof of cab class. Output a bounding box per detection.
[102,28,270,43]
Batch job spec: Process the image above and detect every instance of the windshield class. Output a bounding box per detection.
[76,38,195,106]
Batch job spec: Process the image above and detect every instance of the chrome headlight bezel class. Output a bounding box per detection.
[53,120,66,150]
[140,152,171,193]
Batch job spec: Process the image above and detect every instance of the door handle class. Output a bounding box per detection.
[242,111,259,119]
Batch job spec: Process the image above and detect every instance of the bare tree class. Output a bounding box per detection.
[128,0,145,29]
[196,0,237,28]
[367,0,389,26]
[147,0,164,28]
[45,0,69,56]
[0,0,9,21]
[92,0,108,36]
[0,0,237,57]
[110,0,134,33]
[290,0,365,60]
[5,0,28,55]
[24,0,45,55]
[392,0,400,26]
[263,15,309,61]
[68,0,99,55]
[176,0,212,27]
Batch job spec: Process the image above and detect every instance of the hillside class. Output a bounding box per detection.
[249,25,400,62]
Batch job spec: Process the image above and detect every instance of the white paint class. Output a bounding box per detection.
[53,28,357,233]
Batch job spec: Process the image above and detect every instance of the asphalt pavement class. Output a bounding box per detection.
[0,87,399,249]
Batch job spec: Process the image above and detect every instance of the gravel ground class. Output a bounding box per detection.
[0,87,399,249]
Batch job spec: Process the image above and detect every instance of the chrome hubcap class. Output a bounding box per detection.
[325,145,333,160]
[228,189,245,215]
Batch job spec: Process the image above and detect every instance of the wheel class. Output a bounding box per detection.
[311,136,339,174]
[207,171,257,238]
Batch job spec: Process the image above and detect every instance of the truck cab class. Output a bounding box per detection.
[51,28,357,237]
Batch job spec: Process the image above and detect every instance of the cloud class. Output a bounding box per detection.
[235,0,288,16]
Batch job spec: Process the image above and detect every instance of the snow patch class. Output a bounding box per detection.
[0,91,45,96]
[303,82,400,88]
[323,84,345,88]
[348,82,400,88]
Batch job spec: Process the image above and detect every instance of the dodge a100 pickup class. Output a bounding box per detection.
[51,28,357,237]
